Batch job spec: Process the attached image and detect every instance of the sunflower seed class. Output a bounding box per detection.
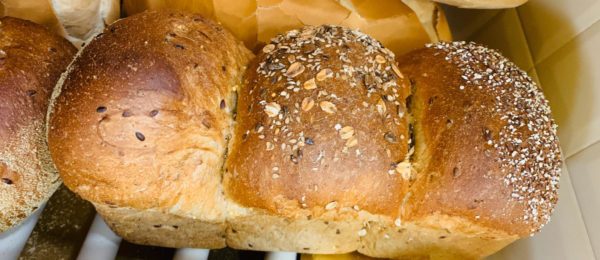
[264,102,281,117]
[376,99,386,116]
[325,201,338,210]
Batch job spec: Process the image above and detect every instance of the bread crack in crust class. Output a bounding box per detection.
[48,11,561,259]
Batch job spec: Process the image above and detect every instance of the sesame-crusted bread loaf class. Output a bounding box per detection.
[0,17,76,232]
[398,42,561,237]
[47,10,561,259]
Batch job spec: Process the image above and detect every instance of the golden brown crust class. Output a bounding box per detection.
[48,11,252,217]
[0,17,76,232]
[47,11,560,257]
[225,25,411,217]
[398,42,561,236]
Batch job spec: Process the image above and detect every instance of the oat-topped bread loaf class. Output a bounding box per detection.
[47,10,561,259]
[0,17,76,232]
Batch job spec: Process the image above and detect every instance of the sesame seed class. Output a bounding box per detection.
[394,218,402,227]
[376,99,386,116]
[428,41,561,230]
[266,142,274,151]
[358,229,367,237]
[325,201,338,210]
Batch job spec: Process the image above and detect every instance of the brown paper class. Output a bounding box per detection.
[213,0,258,48]
[0,0,63,33]
[123,0,452,55]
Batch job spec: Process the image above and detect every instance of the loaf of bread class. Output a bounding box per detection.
[47,11,561,258]
[0,17,76,232]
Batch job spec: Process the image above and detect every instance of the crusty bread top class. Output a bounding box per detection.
[399,42,561,235]
[0,17,76,231]
[47,11,252,218]
[225,25,411,217]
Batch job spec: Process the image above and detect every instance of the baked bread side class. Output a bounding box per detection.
[0,17,76,232]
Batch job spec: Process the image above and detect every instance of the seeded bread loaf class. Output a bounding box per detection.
[47,10,253,248]
[47,10,561,259]
[0,17,76,232]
